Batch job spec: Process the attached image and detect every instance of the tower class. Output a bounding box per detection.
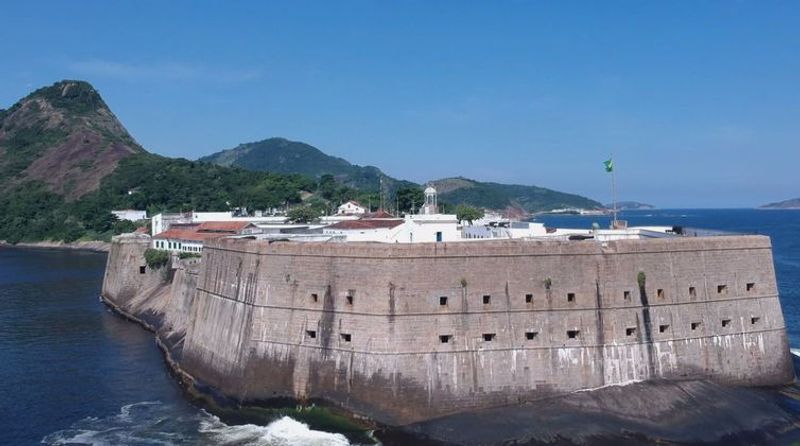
[422,185,438,215]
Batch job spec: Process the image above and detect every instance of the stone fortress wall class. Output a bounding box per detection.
[167,235,794,425]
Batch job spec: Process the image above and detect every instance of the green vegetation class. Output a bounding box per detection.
[144,248,170,269]
[287,206,320,223]
[178,252,201,259]
[637,271,647,291]
[25,80,105,115]
[0,153,316,244]
[455,204,484,223]
[433,177,601,213]
[199,137,417,192]
[396,186,424,214]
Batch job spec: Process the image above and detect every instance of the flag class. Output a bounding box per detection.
[603,158,614,173]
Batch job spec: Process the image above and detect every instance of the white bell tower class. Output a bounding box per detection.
[422,185,438,215]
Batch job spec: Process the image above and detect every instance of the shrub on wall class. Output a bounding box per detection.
[144,248,170,269]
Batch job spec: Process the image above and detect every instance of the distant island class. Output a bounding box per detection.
[604,201,655,210]
[760,198,800,209]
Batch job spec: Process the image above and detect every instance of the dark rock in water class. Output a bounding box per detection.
[379,378,800,445]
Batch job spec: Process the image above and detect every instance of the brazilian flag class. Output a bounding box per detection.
[603,158,614,173]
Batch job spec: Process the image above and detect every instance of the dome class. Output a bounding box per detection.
[424,186,437,195]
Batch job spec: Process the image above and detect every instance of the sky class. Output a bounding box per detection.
[1,1,798,208]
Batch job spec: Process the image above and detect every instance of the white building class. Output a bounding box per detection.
[323,188,462,243]
[337,201,367,215]
[152,221,260,253]
[151,211,289,236]
[112,209,147,222]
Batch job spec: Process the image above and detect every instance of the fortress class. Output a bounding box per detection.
[102,232,794,426]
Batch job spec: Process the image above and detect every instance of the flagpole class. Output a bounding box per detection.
[610,154,617,227]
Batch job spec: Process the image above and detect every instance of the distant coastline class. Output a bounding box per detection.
[0,240,110,253]
[760,197,800,210]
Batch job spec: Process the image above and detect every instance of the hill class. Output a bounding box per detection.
[199,137,414,191]
[201,139,601,213]
[0,81,315,243]
[604,201,655,210]
[432,177,601,213]
[0,80,144,199]
[760,198,800,209]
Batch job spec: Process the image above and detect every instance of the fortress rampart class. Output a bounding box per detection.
[102,234,795,425]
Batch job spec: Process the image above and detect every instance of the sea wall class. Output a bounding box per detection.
[102,234,795,426]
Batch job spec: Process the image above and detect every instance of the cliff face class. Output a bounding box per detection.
[101,234,795,426]
[0,80,144,199]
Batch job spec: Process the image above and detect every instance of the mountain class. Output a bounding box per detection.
[760,198,800,209]
[201,139,602,213]
[0,81,314,244]
[0,80,144,199]
[199,137,414,191]
[605,201,655,210]
[432,177,602,213]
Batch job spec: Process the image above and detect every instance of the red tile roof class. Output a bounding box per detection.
[153,228,228,242]
[197,221,255,232]
[363,210,395,219]
[327,219,404,230]
[154,221,256,241]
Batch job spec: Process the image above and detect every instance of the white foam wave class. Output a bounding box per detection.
[42,401,354,446]
[790,348,800,357]
[199,414,351,446]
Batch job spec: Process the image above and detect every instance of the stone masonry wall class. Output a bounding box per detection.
[176,235,794,425]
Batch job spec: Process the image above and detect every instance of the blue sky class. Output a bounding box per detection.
[1,1,798,207]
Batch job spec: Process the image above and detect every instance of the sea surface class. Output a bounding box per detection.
[0,209,798,445]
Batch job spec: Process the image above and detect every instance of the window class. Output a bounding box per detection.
[139,266,146,274]
[721,319,731,327]
[567,293,576,303]
[659,324,670,333]
[567,329,580,339]
[525,331,538,340]
[311,293,319,303]
[483,295,491,304]
[691,322,702,331]
[689,286,697,298]
[436,231,443,242]
[623,291,631,300]
[439,335,452,343]
[751,317,760,325]
[346,290,355,305]
[340,333,351,342]
[306,330,317,339]
[717,284,727,295]
[626,327,637,336]
[746,283,756,292]
[483,333,496,341]
[657,289,665,299]
[525,294,533,304]
[439,296,448,306]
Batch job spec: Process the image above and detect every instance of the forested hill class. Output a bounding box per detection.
[431,177,602,213]
[199,137,415,192]
[201,139,602,213]
[0,81,317,243]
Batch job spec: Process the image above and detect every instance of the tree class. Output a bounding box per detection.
[318,174,337,200]
[395,186,424,214]
[287,206,319,223]
[456,204,484,223]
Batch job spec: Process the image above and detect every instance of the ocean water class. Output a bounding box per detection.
[0,209,798,445]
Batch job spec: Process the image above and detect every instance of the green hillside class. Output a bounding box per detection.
[432,177,602,213]
[199,137,415,192]
[0,81,317,243]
